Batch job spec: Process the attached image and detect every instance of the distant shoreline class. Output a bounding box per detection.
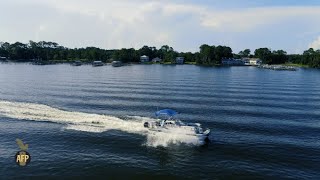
[1,41,319,68]
[1,60,312,69]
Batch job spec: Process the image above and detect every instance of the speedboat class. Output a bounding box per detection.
[143,109,210,143]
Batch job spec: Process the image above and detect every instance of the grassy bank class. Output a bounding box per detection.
[282,63,309,68]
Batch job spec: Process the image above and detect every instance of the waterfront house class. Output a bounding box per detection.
[176,57,184,64]
[140,55,149,63]
[152,57,162,63]
[249,58,262,65]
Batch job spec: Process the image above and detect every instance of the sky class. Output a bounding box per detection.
[1,0,320,54]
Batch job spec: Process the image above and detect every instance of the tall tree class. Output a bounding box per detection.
[199,44,215,64]
[270,50,287,64]
[238,49,251,57]
[254,48,272,64]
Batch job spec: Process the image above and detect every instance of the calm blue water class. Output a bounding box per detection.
[0,63,319,179]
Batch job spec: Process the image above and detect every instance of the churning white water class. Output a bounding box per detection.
[0,100,202,147]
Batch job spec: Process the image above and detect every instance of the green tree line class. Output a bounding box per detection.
[0,41,319,67]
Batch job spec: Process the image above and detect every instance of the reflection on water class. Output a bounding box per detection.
[0,63,320,179]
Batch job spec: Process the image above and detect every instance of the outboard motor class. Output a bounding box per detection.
[144,122,150,128]
[203,129,210,136]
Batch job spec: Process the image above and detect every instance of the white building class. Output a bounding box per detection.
[240,58,262,66]
[176,57,184,64]
[140,55,149,63]
[249,58,262,65]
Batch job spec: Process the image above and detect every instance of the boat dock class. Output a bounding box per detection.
[257,64,297,71]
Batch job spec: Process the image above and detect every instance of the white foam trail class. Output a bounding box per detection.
[64,124,107,133]
[0,100,202,147]
[145,127,203,147]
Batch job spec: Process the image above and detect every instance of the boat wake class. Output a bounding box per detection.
[0,100,203,147]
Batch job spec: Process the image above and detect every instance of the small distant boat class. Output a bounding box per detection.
[112,61,123,67]
[143,109,210,144]
[0,56,8,61]
[72,60,82,66]
[92,61,103,67]
[31,61,49,65]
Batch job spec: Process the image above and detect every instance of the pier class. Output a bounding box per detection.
[257,64,297,71]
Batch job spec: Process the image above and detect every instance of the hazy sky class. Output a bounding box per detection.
[1,0,320,54]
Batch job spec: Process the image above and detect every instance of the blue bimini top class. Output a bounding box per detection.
[155,109,178,117]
